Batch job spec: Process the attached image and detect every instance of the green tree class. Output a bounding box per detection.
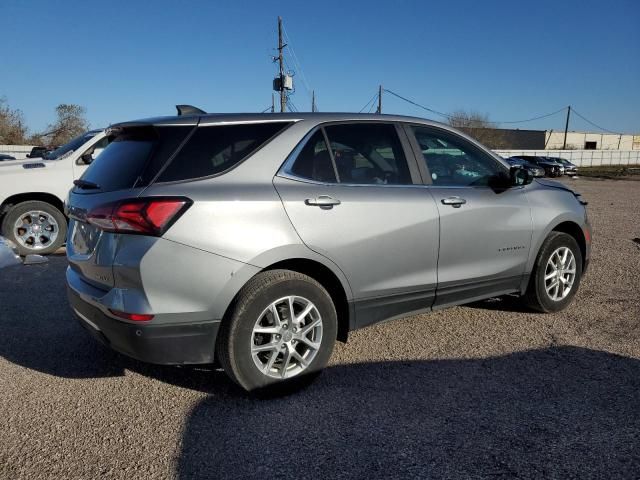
[0,97,28,144]
[447,110,506,149]
[40,104,90,146]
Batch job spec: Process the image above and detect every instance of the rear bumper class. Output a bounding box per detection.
[68,285,220,365]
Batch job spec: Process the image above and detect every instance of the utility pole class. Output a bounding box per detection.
[311,90,316,112]
[277,16,286,113]
[562,105,571,150]
[271,93,275,113]
[376,85,382,114]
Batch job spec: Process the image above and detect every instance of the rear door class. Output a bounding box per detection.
[405,125,532,308]
[274,122,440,328]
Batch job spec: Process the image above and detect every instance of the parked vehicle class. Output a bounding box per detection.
[510,155,562,177]
[0,129,107,255]
[0,154,16,162]
[505,157,545,177]
[545,157,578,176]
[544,157,566,176]
[26,146,49,158]
[66,112,591,393]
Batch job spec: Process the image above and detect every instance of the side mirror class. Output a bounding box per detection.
[510,166,532,186]
[80,152,93,165]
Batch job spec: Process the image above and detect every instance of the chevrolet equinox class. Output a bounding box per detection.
[66,112,591,392]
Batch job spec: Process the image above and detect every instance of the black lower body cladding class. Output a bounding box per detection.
[68,287,220,365]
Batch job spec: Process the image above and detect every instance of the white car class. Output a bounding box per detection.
[0,129,108,255]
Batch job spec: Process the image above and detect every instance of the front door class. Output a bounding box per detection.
[406,125,533,308]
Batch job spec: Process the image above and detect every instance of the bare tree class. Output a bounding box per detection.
[447,110,506,149]
[39,104,90,146]
[0,97,28,144]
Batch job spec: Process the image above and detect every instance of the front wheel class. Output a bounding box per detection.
[1,200,67,256]
[523,232,583,313]
[217,270,337,393]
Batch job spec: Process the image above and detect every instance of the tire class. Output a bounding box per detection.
[1,200,67,256]
[523,232,583,313]
[217,269,337,393]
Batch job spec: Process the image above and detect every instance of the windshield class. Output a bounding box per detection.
[43,131,98,160]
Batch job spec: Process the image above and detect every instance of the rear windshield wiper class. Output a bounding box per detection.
[73,179,101,189]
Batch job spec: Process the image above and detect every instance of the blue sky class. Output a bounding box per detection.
[2,0,638,134]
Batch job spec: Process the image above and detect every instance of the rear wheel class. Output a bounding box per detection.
[1,201,67,256]
[217,269,337,393]
[523,232,583,313]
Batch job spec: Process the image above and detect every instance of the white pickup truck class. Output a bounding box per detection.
[0,129,107,255]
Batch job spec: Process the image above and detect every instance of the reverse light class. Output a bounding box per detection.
[87,197,191,236]
[109,309,154,322]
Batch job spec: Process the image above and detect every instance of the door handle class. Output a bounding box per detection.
[441,196,467,208]
[305,195,341,208]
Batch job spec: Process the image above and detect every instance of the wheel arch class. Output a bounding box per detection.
[551,221,587,269]
[522,216,588,295]
[0,192,66,218]
[219,252,354,343]
[260,258,353,342]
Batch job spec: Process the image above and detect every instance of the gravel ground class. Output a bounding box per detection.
[1,178,639,479]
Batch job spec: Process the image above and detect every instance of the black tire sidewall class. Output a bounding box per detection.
[1,201,67,255]
[533,233,583,312]
[227,275,337,392]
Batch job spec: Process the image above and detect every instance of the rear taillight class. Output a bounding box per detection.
[87,197,191,236]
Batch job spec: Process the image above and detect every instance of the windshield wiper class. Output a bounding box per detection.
[73,179,100,189]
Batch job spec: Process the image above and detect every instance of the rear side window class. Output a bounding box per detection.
[77,126,193,193]
[325,123,411,185]
[289,130,336,183]
[287,123,412,185]
[157,122,291,182]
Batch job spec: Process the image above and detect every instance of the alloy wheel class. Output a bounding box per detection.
[13,210,59,251]
[544,247,576,301]
[251,295,323,379]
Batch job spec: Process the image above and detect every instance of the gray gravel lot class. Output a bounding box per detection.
[1,177,639,479]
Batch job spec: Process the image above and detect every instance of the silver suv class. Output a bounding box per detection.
[66,113,591,392]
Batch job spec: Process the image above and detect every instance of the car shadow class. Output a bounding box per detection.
[2,258,640,477]
[0,256,130,378]
[466,294,537,313]
[176,347,640,479]
[0,256,234,384]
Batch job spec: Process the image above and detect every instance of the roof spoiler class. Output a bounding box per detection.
[176,104,206,116]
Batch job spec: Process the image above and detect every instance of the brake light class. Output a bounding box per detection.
[109,309,154,322]
[87,197,191,236]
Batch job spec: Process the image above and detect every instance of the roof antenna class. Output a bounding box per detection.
[176,105,206,116]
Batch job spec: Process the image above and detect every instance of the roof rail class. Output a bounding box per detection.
[176,105,206,116]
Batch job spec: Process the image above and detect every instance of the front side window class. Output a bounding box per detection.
[412,127,505,187]
[44,131,98,160]
[76,136,110,165]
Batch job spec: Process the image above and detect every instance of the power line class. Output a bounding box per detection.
[382,89,452,119]
[281,22,313,98]
[287,98,298,112]
[369,94,379,113]
[383,88,567,125]
[570,108,620,134]
[359,92,379,113]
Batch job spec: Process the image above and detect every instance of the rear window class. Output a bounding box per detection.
[157,122,291,182]
[77,126,192,193]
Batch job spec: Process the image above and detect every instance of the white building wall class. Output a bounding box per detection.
[0,145,36,160]
[545,131,635,150]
